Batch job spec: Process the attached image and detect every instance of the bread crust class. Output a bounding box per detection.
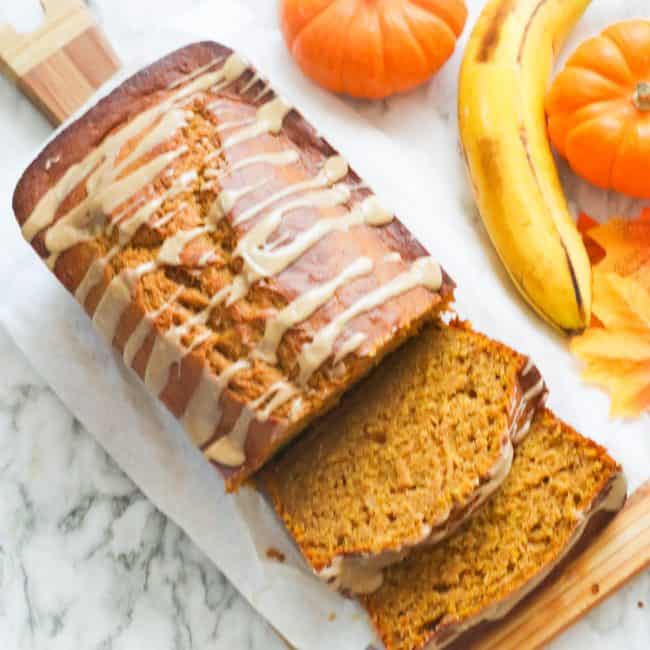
[13,42,453,490]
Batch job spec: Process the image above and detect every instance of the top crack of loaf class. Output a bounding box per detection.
[12,42,454,490]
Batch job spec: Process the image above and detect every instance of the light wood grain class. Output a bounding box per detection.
[472,481,650,650]
[0,0,119,125]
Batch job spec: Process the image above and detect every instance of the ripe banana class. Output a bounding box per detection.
[459,0,592,334]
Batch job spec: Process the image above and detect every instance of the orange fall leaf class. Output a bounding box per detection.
[577,212,606,265]
[571,209,650,417]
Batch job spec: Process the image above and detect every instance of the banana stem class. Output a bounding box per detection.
[633,82,650,111]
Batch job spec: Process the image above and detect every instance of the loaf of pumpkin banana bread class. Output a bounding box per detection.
[362,408,626,650]
[12,42,453,490]
[261,321,547,594]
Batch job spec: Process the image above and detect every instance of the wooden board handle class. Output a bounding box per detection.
[0,0,120,125]
[473,480,650,650]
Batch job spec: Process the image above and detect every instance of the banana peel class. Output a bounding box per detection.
[459,0,592,334]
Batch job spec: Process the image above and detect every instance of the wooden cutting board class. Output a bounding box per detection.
[0,0,120,125]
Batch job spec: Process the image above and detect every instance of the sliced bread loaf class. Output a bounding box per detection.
[260,321,546,593]
[361,408,626,650]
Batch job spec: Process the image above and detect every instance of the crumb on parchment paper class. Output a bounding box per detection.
[266,547,285,562]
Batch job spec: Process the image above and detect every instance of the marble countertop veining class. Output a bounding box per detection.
[0,328,284,650]
[0,1,648,649]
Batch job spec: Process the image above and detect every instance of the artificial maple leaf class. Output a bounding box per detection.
[592,270,650,330]
[570,329,650,417]
[577,212,605,265]
[571,208,650,417]
[571,327,650,361]
[588,215,650,278]
[575,355,650,417]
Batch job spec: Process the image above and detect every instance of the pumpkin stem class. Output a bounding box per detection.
[633,82,650,111]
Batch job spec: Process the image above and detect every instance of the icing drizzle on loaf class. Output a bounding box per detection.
[21,51,444,470]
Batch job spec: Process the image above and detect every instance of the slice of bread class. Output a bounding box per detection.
[361,408,626,650]
[260,321,547,593]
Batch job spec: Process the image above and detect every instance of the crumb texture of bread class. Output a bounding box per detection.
[262,322,546,589]
[361,409,623,650]
[12,42,452,490]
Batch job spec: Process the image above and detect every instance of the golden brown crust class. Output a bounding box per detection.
[13,42,454,490]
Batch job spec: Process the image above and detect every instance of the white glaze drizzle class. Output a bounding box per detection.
[258,381,297,420]
[253,82,273,102]
[151,202,188,229]
[333,332,367,365]
[197,248,218,267]
[218,176,272,216]
[233,185,352,281]
[122,287,184,367]
[255,257,373,365]
[205,98,238,114]
[232,155,347,226]
[510,360,547,444]
[57,66,296,317]
[206,97,292,160]
[132,193,390,409]
[89,189,400,461]
[144,324,190,397]
[157,226,210,266]
[298,256,442,384]
[206,149,299,179]
[523,374,546,402]
[383,252,402,264]
[289,396,304,421]
[205,412,253,466]
[240,72,261,95]
[183,359,252,447]
[113,161,195,245]
[22,53,249,245]
[106,145,186,215]
[74,245,119,304]
[204,380,296,466]
[91,263,151,342]
[45,140,187,262]
[215,117,255,132]
[167,56,225,89]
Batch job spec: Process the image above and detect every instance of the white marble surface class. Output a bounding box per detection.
[0,1,648,649]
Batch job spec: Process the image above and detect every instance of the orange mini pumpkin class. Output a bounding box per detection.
[546,20,650,199]
[280,0,468,99]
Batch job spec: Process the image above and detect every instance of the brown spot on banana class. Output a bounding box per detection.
[476,0,516,62]
[476,137,502,197]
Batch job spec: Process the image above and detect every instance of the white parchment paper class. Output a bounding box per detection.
[1,2,648,649]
